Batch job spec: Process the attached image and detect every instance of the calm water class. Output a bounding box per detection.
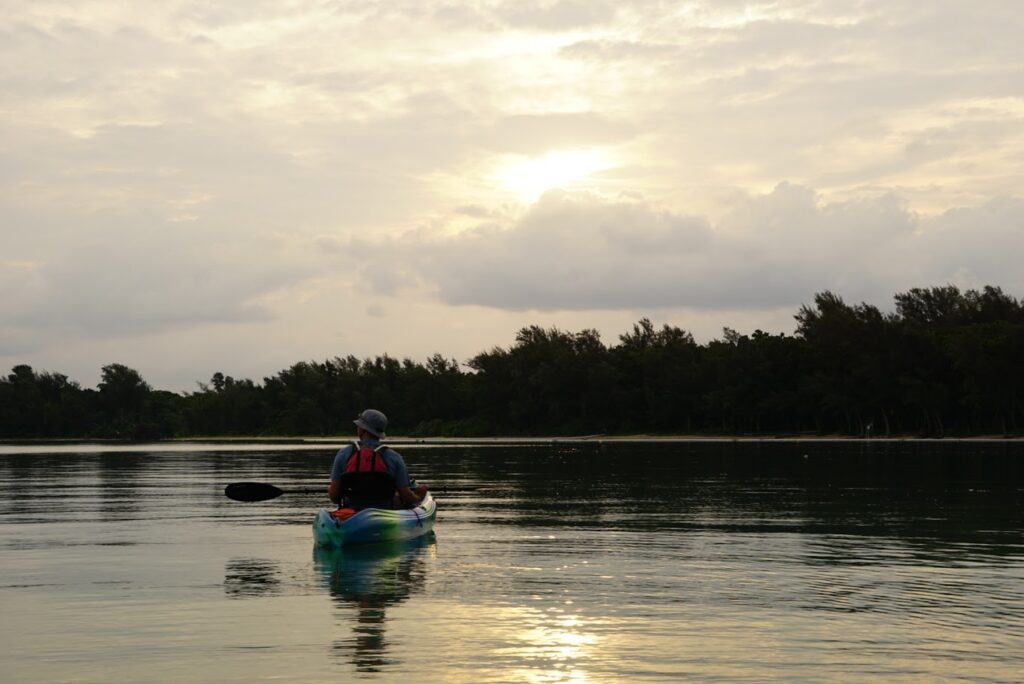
[1,441,1022,683]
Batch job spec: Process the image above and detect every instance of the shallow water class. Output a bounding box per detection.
[1,441,1022,683]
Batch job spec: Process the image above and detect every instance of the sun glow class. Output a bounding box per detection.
[495,148,610,203]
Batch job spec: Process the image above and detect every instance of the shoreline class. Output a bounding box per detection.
[2,434,1022,447]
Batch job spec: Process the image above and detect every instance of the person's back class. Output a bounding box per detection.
[327,409,427,510]
[334,441,403,509]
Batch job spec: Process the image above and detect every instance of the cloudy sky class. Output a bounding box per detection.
[3,1,1023,391]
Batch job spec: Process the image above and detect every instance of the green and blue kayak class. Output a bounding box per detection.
[313,492,436,547]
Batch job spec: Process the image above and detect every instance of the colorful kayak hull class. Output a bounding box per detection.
[313,492,436,547]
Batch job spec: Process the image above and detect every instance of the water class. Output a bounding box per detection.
[1,441,1022,683]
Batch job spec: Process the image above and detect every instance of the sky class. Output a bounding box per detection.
[2,1,1023,391]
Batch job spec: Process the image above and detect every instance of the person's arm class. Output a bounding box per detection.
[387,448,425,508]
[395,485,421,508]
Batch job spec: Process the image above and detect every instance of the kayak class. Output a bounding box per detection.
[313,492,436,547]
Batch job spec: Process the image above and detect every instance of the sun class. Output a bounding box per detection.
[495,148,609,202]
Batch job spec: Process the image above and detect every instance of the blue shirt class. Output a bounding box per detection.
[330,439,411,488]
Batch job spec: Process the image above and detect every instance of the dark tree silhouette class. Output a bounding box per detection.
[3,285,1022,439]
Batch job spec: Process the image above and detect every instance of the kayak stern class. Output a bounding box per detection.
[313,492,436,547]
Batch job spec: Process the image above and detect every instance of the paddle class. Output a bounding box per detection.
[224,481,321,502]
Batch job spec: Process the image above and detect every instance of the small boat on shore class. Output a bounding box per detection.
[313,492,437,547]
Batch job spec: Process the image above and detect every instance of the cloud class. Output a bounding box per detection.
[371,185,1023,312]
[483,113,633,154]
[496,0,619,31]
[3,0,1024,390]
[918,196,1024,288]
[0,219,308,340]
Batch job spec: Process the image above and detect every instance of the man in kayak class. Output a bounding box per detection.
[328,408,428,510]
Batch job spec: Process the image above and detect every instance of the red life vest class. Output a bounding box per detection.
[343,443,390,474]
[339,442,395,509]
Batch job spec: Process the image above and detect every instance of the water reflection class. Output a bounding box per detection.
[507,612,599,683]
[223,558,282,598]
[442,441,1023,553]
[1,441,1022,683]
[97,452,144,519]
[314,535,435,672]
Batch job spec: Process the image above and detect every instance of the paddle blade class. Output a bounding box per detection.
[225,482,285,502]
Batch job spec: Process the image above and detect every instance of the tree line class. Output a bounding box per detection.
[2,285,1022,440]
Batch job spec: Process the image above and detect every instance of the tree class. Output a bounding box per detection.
[98,364,152,438]
[6,283,1024,438]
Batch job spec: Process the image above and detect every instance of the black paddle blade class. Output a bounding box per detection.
[224,482,285,502]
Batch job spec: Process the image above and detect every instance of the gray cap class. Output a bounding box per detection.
[354,409,387,438]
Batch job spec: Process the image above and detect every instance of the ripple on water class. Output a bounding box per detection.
[1,442,1023,683]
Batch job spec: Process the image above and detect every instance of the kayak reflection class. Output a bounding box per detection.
[314,533,436,672]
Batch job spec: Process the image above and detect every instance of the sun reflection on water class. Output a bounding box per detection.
[502,612,600,682]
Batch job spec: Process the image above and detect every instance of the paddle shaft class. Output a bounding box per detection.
[225,480,445,503]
